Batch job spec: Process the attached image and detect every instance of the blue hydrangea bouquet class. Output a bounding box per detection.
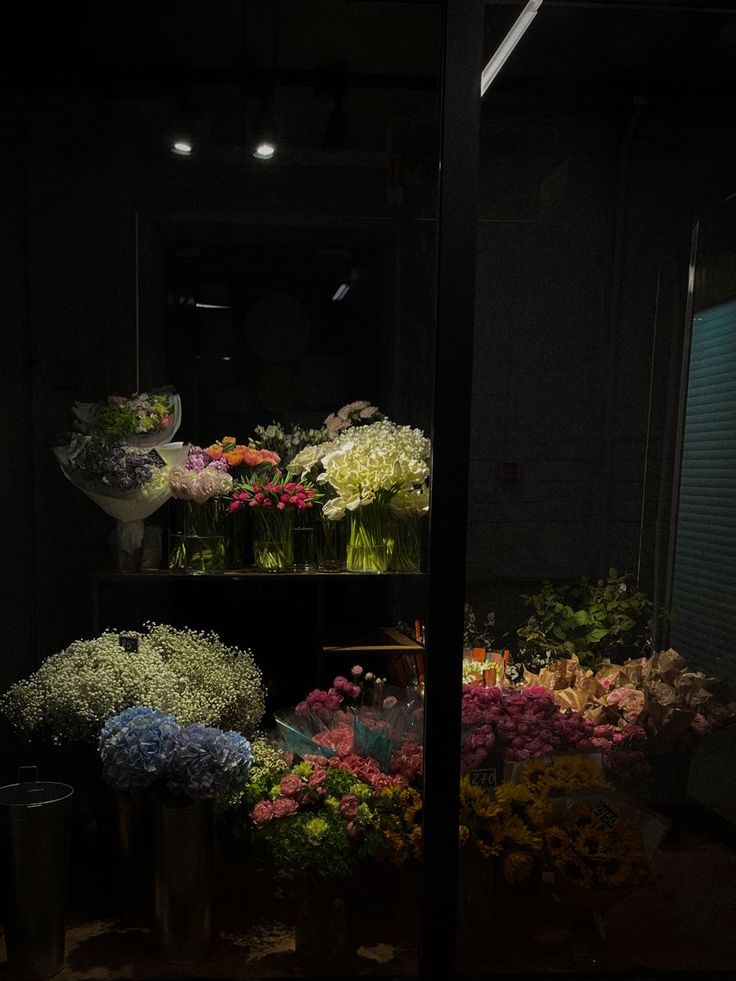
[99,706,252,800]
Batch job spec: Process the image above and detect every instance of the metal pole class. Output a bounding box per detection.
[421,0,481,977]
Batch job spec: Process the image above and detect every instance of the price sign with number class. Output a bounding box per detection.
[469,769,497,789]
[119,634,139,654]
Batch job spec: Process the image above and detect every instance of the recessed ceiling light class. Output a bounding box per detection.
[172,140,193,156]
[253,142,276,160]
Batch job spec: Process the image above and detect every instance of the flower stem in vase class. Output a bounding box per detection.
[347,504,388,573]
[170,500,225,573]
[317,513,348,571]
[387,513,423,572]
[291,508,316,571]
[252,507,294,571]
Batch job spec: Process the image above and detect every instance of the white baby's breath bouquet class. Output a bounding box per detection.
[1,623,265,745]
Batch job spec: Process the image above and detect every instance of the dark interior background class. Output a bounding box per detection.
[2,0,736,691]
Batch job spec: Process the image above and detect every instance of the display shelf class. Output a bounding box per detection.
[322,625,424,655]
[96,570,426,582]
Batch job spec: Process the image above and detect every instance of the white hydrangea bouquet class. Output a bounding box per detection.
[292,418,431,573]
[0,623,266,745]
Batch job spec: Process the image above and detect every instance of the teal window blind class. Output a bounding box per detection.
[670,297,736,676]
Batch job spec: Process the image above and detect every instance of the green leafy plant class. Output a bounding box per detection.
[463,603,496,650]
[516,569,652,671]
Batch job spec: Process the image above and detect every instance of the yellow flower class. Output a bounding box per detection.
[503,816,537,847]
[557,853,593,888]
[495,783,534,808]
[516,760,550,787]
[504,850,536,884]
[544,826,570,856]
[459,824,471,846]
[528,800,554,828]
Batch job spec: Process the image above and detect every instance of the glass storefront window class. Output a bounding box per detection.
[458,2,736,977]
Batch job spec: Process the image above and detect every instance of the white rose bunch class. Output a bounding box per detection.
[318,419,431,520]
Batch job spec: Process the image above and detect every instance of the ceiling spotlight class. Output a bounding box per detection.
[171,140,193,156]
[253,141,276,160]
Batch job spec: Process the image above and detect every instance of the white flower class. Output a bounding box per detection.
[318,419,430,510]
[289,443,330,477]
[0,624,265,744]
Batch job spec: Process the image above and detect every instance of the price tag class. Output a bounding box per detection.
[119,634,139,654]
[593,800,619,828]
[469,769,497,789]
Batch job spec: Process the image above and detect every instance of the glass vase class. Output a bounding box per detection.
[252,507,294,571]
[387,513,423,572]
[317,513,348,571]
[346,505,388,573]
[223,510,248,570]
[168,500,225,574]
[291,508,317,571]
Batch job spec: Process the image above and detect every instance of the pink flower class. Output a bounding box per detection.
[382,696,398,710]
[272,796,299,819]
[338,794,360,820]
[351,665,363,677]
[313,723,354,756]
[691,713,712,736]
[279,774,303,798]
[346,820,361,840]
[333,676,361,699]
[250,800,275,827]
[307,769,327,789]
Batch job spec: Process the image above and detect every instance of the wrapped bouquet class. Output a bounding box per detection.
[55,388,184,565]
[72,389,181,448]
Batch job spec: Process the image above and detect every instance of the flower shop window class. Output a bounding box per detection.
[458,1,736,977]
[0,2,481,979]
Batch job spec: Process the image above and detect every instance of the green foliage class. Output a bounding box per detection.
[96,404,140,438]
[516,568,652,671]
[463,603,496,650]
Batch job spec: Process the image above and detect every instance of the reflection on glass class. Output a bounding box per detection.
[459,3,736,977]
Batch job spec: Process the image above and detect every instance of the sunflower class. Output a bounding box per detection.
[574,827,607,858]
[544,826,570,856]
[528,799,554,828]
[558,854,593,888]
[516,760,550,786]
[496,782,534,806]
[503,815,538,849]
[504,850,536,884]
[477,820,503,855]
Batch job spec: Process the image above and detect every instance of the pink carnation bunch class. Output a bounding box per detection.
[460,685,648,773]
[295,688,344,720]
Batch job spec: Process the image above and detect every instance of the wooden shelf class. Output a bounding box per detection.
[322,626,424,655]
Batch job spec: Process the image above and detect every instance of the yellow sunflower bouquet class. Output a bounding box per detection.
[459,753,666,891]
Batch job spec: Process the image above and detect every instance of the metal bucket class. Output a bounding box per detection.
[0,767,73,980]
